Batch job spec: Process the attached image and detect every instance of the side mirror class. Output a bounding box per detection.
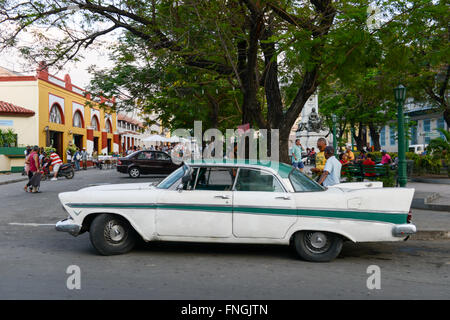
[176,183,184,191]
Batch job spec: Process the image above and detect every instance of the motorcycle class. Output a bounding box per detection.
[41,159,75,180]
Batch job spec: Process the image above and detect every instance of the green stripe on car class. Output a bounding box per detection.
[66,203,407,224]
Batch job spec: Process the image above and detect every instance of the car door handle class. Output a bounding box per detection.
[275,195,291,200]
[215,195,231,199]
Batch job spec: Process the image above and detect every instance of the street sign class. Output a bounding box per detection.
[420,132,440,138]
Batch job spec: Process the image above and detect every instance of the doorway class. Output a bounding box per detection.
[93,137,99,153]
[73,134,83,150]
[107,138,112,154]
[49,131,63,157]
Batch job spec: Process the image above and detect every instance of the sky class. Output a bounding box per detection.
[0,24,117,89]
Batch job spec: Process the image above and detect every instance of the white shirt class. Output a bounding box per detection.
[323,156,342,187]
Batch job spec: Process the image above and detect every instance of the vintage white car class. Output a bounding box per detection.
[56,160,416,262]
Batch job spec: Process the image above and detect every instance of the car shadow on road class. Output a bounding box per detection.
[131,240,394,262]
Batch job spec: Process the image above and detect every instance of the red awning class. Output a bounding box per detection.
[0,100,35,116]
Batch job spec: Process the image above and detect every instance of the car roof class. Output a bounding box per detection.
[186,159,293,178]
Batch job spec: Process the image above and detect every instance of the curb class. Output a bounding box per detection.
[411,230,450,241]
[0,177,28,186]
[411,192,450,212]
[411,177,450,185]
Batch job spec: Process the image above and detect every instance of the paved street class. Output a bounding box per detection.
[0,169,449,299]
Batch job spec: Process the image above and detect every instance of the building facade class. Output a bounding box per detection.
[0,64,119,166]
[379,101,448,153]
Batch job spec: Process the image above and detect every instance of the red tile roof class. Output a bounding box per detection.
[0,100,35,116]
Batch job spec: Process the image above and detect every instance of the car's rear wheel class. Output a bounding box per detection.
[89,214,137,255]
[128,167,140,178]
[293,231,343,262]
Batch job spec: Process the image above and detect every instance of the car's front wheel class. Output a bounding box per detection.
[128,167,141,178]
[293,231,343,262]
[89,214,137,255]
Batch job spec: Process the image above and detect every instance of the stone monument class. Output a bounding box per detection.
[293,94,328,149]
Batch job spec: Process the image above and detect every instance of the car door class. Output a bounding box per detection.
[154,152,175,174]
[156,166,235,238]
[132,151,154,174]
[232,168,297,239]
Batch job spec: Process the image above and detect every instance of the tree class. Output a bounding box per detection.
[1,0,436,162]
[380,0,449,125]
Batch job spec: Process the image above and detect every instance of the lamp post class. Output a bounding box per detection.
[404,114,410,152]
[394,85,407,187]
[331,114,337,155]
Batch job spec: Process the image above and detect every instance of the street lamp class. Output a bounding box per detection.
[394,85,407,187]
[404,114,410,152]
[331,114,337,155]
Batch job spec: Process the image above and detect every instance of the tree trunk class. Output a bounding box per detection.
[353,123,367,151]
[369,123,381,151]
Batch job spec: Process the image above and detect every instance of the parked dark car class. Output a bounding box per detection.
[116,150,182,178]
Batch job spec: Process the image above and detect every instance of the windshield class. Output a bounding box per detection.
[289,169,325,192]
[157,165,186,189]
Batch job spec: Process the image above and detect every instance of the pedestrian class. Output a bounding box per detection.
[310,138,327,177]
[317,146,342,187]
[66,148,72,164]
[73,148,81,171]
[290,139,304,172]
[81,148,88,170]
[23,149,33,191]
[24,146,41,193]
[49,149,63,181]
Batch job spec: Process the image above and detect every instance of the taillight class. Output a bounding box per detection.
[407,210,412,224]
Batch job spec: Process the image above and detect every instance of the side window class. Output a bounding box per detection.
[235,169,284,192]
[195,167,236,191]
[156,152,170,160]
[137,152,153,160]
[184,168,198,190]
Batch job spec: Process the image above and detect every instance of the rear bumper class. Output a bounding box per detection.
[116,165,128,173]
[392,224,417,237]
[55,218,81,236]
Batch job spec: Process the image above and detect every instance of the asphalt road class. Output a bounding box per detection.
[0,169,449,299]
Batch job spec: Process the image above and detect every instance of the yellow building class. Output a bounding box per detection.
[0,64,118,171]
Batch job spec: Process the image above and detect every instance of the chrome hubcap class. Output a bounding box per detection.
[305,231,331,254]
[310,232,327,249]
[105,220,126,243]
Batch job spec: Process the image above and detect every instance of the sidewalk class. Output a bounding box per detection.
[409,181,450,212]
[0,172,28,185]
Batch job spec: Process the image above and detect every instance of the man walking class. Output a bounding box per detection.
[24,146,41,192]
[310,138,327,176]
[81,148,88,170]
[318,146,342,187]
[290,139,304,172]
[73,148,81,171]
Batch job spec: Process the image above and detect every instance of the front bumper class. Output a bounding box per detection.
[55,218,81,236]
[392,224,417,237]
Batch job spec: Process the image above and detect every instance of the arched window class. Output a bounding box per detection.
[73,111,84,128]
[105,119,112,133]
[49,103,63,124]
[91,115,100,131]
